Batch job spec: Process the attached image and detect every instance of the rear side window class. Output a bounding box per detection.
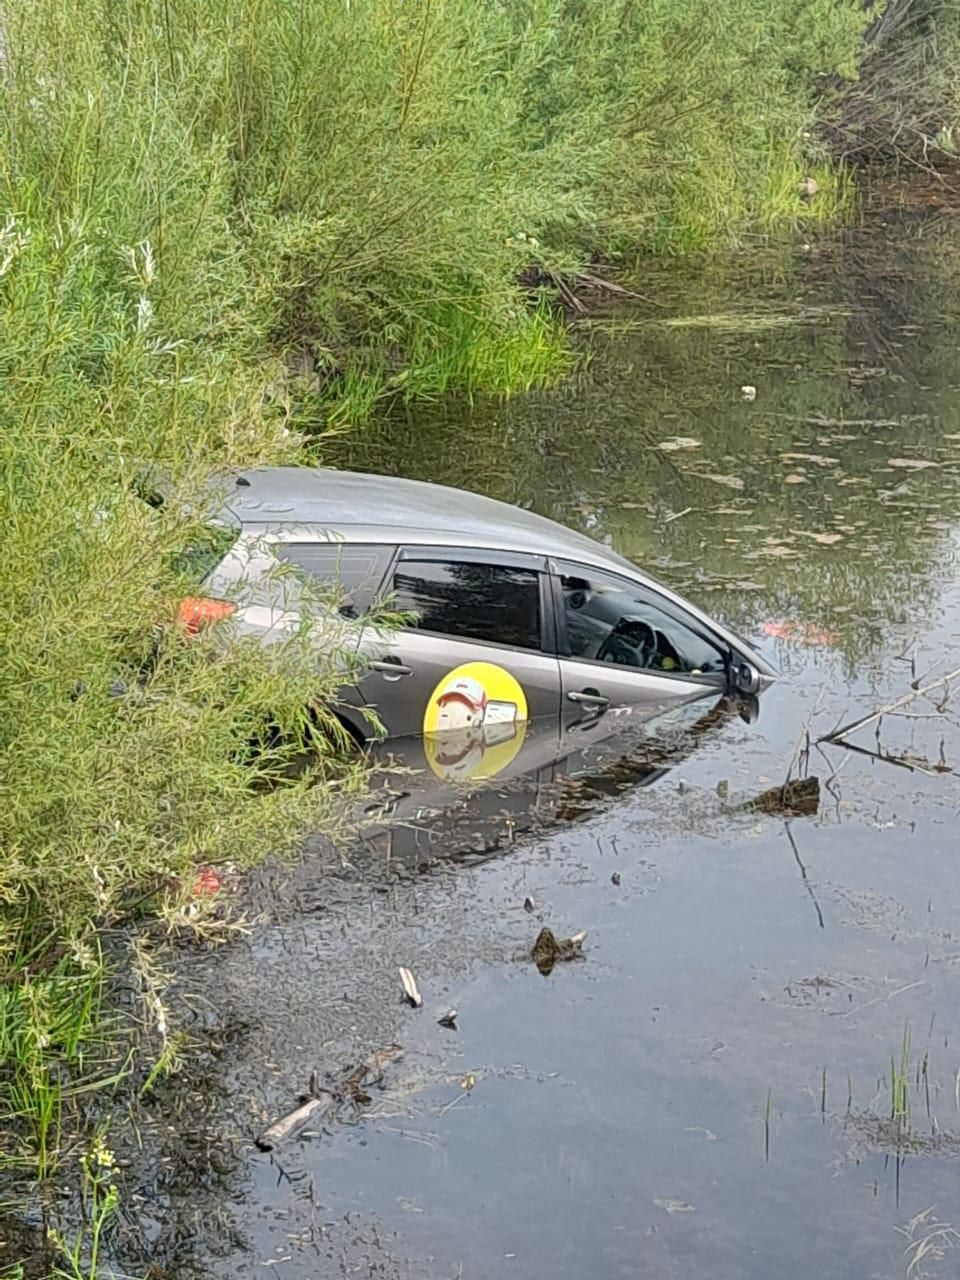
[169,525,237,584]
[392,559,541,651]
[274,543,393,617]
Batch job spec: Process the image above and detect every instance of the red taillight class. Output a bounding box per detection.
[176,596,237,635]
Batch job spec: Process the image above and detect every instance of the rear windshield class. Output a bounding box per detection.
[168,525,237,584]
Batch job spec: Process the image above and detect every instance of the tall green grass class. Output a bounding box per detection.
[0,204,369,1179]
[1,0,874,427]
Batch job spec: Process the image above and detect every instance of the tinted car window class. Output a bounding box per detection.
[274,543,393,617]
[393,560,541,651]
[558,563,725,676]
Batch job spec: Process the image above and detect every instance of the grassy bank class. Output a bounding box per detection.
[0,0,899,1267]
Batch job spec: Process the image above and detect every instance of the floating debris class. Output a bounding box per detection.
[255,1044,402,1151]
[887,457,938,470]
[654,1198,696,1214]
[192,866,222,896]
[438,1010,458,1029]
[255,1094,331,1152]
[741,384,757,401]
[700,472,745,490]
[791,529,844,545]
[611,872,622,886]
[532,927,587,975]
[734,776,821,817]
[523,896,536,912]
[399,967,423,1008]
[657,436,701,452]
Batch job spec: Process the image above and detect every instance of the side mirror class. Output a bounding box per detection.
[734,658,762,696]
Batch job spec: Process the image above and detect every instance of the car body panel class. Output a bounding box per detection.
[558,656,717,736]
[357,627,563,746]
[357,546,561,742]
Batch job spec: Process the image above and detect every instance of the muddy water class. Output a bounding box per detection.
[123,212,960,1279]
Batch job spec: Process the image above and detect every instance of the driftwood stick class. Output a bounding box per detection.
[550,272,587,314]
[818,666,960,744]
[830,737,955,778]
[255,1043,402,1152]
[256,1094,336,1152]
[575,271,653,302]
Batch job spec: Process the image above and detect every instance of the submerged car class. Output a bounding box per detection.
[184,466,775,766]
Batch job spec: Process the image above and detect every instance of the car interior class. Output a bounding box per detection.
[561,576,722,676]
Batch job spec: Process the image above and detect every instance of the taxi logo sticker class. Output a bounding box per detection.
[423,662,528,782]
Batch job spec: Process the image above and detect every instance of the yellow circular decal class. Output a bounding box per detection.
[423,662,529,783]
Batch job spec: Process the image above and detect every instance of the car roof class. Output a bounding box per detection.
[214,466,639,572]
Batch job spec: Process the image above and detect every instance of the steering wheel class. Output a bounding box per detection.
[596,619,656,667]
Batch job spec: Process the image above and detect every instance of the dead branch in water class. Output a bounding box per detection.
[818,666,960,745]
[255,1093,336,1152]
[574,271,659,304]
[256,1043,403,1151]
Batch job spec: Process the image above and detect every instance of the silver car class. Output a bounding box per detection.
[187,467,776,772]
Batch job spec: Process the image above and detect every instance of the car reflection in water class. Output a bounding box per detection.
[357,691,759,869]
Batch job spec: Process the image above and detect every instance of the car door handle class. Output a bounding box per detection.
[368,659,413,678]
[568,689,610,709]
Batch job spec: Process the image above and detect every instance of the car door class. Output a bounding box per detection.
[551,558,730,740]
[358,548,562,754]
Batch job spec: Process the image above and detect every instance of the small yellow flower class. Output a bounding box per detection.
[89,1133,116,1170]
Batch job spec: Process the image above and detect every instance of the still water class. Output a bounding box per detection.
[120,207,960,1279]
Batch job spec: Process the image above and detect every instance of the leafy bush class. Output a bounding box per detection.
[0,209,369,1174]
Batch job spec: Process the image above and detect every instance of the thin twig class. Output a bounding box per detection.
[549,270,588,314]
[664,506,693,524]
[785,686,825,784]
[398,0,433,132]
[438,1091,468,1117]
[818,667,960,744]
[835,738,955,778]
[574,271,660,305]
[784,821,825,930]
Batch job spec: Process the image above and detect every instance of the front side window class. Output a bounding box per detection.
[393,559,541,651]
[557,563,725,677]
[274,543,393,617]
